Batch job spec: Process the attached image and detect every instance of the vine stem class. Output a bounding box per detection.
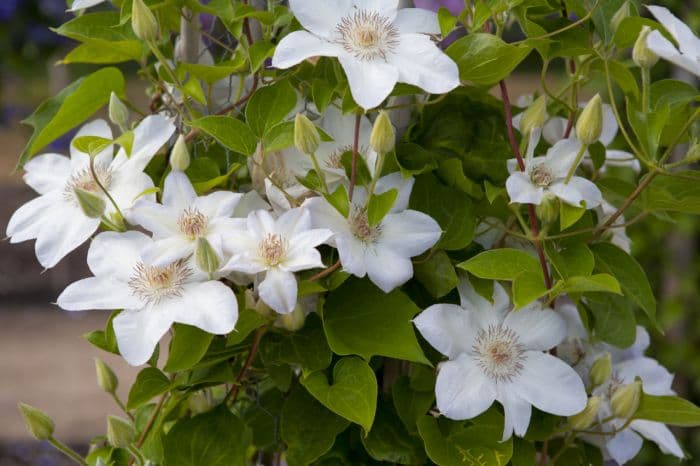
[309,260,341,281]
[348,114,362,202]
[225,327,266,405]
[48,437,88,466]
[127,384,171,466]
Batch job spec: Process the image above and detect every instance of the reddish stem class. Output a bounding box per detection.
[225,326,265,405]
[348,114,362,202]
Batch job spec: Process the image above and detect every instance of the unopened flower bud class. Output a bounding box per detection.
[279,305,306,332]
[370,111,395,155]
[131,0,159,42]
[195,237,220,275]
[95,358,118,394]
[245,289,274,318]
[633,26,659,69]
[188,391,211,415]
[568,396,602,430]
[18,403,54,440]
[589,352,612,387]
[520,95,547,137]
[75,187,106,219]
[294,113,320,155]
[611,1,632,32]
[170,135,191,171]
[109,92,130,129]
[535,193,559,224]
[576,94,603,145]
[611,378,642,419]
[107,415,136,448]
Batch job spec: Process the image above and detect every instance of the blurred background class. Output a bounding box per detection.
[0,1,698,465]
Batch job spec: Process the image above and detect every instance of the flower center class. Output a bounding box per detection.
[349,206,381,242]
[259,234,287,266]
[64,166,113,202]
[530,164,553,187]
[177,208,208,239]
[472,324,525,382]
[128,260,192,305]
[336,10,399,61]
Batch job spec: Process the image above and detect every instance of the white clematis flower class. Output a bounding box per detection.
[6,116,175,268]
[57,231,238,366]
[303,173,441,292]
[271,0,460,109]
[221,208,333,314]
[128,170,243,269]
[646,5,700,77]
[414,279,588,440]
[68,0,107,12]
[506,135,602,209]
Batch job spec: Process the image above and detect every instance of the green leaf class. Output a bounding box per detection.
[446,33,531,86]
[312,79,335,114]
[546,243,594,279]
[392,376,434,435]
[559,274,621,295]
[512,272,548,309]
[259,314,332,372]
[248,40,276,72]
[458,248,542,281]
[189,116,258,156]
[642,172,700,215]
[414,250,459,299]
[126,368,172,410]
[227,308,269,346]
[179,61,246,85]
[17,67,125,169]
[301,357,378,432]
[72,136,113,157]
[83,311,120,354]
[393,143,439,177]
[437,7,457,36]
[164,324,214,372]
[246,80,298,136]
[192,163,242,194]
[634,394,700,427]
[585,293,636,347]
[367,189,397,226]
[324,278,429,364]
[325,184,350,218]
[361,401,426,464]
[63,40,145,64]
[560,202,586,231]
[163,406,252,466]
[263,120,295,152]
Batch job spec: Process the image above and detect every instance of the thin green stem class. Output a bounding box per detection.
[564,143,588,183]
[48,437,88,466]
[308,152,329,195]
[112,393,134,421]
[660,108,700,165]
[89,156,125,231]
[641,67,651,114]
[148,41,196,118]
[127,445,145,466]
[513,0,599,43]
[365,151,387,202]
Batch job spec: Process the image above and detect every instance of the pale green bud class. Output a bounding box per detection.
[245,289,274,318]
[195,237,220,274]
[633,26,660,69]
[74,187,106,219]
[611,378,642,419]
[108,92,130,129]
[576,94,603,145]
[279,306,306,332]
[369,111,395,155]
[589,352,612,387]
[188,391,211,415]
[611,1,632,33]
[94,358,118,394]
[294,113,320,155]
[18,403,54,440]
[131,0,159,42]
[520,95,547,137]
[568,396,602,430]
[107,415,136,448]
[535,193,559,225]
[170,135,191,171]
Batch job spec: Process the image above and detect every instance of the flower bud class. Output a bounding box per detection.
[195,237,220,275]
[535,193,559,224]
[568,396,602,430]
[611,1,632,33]
[109,92,130,129]
[74,187,106,219]
[188,391,211,415]
[245,289,274,318]
[611,378,642,419]
[131,0,159,42]
[576,94,603,145]
[107,415,136,448]
[170,135,191,172]
[18,403,54,440]
[279,305,306,332]
[294,113,320,155]
[589,352,612,387]
[633,26,660,69]
[370,111,395,155]
[519,95,547,137]
[95,358,118,394]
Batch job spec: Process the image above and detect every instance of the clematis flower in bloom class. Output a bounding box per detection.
[6,116,175,268]
[57,231,238,366]
[128,170,242,269]
[414,279,588,440]
[303,173,441,293]
[413,0,464,16]
[271,0,460,109]
[506,136,602,209]
[646,5,700,77]
[68,0,107,11]
[221,208,333,314]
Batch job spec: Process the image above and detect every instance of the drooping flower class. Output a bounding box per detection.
[414,279,588,440]
[221,208,332,314]
[6,116,175,268]
[271,0,460,109]
[128,170,242,269]
[303,173,441,292]
[646,5,700,77]
[57,231,238,366]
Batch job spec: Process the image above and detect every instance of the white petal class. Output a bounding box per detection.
[57,277,141,311]
[545,138,584,178]
[498,390,532,440]
[162,171,197,209]
[630,420,685,459]
[647,5,700,58]
[35,203,100,268]
[388,33,460,94]
[259,268,298,314]
[605,428,644,465]
[542,117,567,145]
[604,150,641,173]
[611,326,650,362]
[375,172,415,212]
[338,55,399,110]
[283,229,334,271]
[68,0,106,11]
[435,354,496,420]
[599,103,618,147]
[335,234,368,278]
[6,194,56,243]
[457,278,509,327]
[506,172,544,205]
[355,0,399,17]
[127,201,180,238]
[504,306,566,351]
[109,169,156,212]
[194,191,242,219]
[86,231,151,278]
[234,191,271,217]
[246,208,278,238]
[272,31,341,69]
[303,196,351,236]
[23,153,71,194]
[393,8,439,34]
[379,210,441,257]
[142,236,194,267]
[614,357,675,395]
[170,281,238,333]
[647,29,700,77]
[413,303,479,358]
[276,207,312,238]
[113,308,173,366]
[549,177,602,208]
[365,246,413,292]
[287,0,351,37]
[128,115,176,171]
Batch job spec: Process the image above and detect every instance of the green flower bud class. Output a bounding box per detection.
[535,193,559,225]
[611,1,632,33]
[170,135,191,172]
[195,237,220,275]
[633,26,660,69]
[520,95,547,137]
[369,111,395,155]
[568,396,602,430]
[294,113,320,155]
[18,403,54,440]
[188,391,211,415]
[279,305,306,332]
[576,94,603,145]
[131,0,159,42]
[611,378,642,419]
[74,187,106,219]
[589,352,612,387]
[94,358,118,394]
[107,415,136,448]
[108,92,130,129]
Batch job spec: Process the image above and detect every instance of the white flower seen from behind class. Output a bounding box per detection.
[646,5,700,77]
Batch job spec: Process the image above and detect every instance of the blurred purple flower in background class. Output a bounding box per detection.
[0,0,19,22]
[414,0,465,16]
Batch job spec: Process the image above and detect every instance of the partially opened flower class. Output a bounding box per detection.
[272,0,460,109]
[57,231,238,366]
[6,116,175,268]
[303,173,441,292]
[221,208,332,314]
[646,5,700,77]
[414,279,588,440]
